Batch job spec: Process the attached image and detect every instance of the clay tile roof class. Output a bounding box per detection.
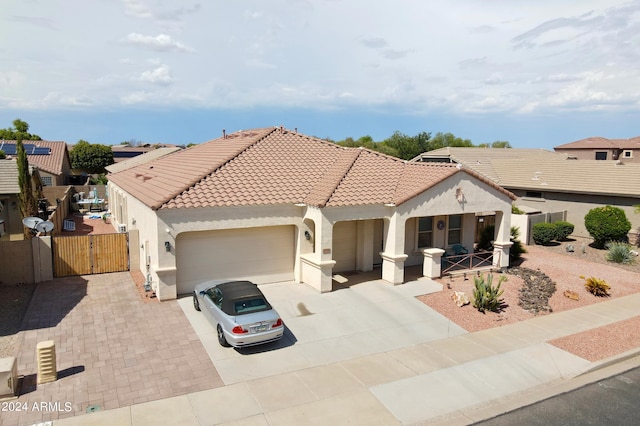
[554,136,640,150]
[109,127,511,210]
[0,140,68,176]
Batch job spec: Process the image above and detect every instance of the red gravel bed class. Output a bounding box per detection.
[417,240,640,360]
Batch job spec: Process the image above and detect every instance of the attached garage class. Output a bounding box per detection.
[176,225,295,295]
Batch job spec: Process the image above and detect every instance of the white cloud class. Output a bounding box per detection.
[139,64,174,85]
[124,33,194,53]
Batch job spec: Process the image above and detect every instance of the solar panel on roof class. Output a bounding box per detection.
[0,142,50,155]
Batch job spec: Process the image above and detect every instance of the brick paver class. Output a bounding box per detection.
[1,272,223,426]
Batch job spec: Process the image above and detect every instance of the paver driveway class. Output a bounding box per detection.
[1,272,223,426]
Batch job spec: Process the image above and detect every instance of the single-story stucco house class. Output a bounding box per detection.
[413,147,640,240]
[107,127,515,301]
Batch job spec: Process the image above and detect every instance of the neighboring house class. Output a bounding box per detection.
[111,144,183,163]
[0,140,72,186]
[0,159,43,241]
[108,127,515,301]
[105,147,182,174]
[554,136,640,163]
[414,147,640,240]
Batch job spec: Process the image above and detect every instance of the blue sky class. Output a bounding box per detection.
[1,0,639,149]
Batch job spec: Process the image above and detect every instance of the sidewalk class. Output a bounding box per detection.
[50,292,640,426]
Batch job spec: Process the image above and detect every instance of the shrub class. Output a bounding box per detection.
[510,226,526,261]
[478,225,494,251]
[554,221,574,241]
[605,241,636,264]
[473,274,506,313]
[532,223,558,245]
[512,205,525,215]
[584,277,610,297]
[584,206,631,248]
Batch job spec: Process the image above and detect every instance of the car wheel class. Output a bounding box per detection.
[217,324,230,347]
[193,293,201,311]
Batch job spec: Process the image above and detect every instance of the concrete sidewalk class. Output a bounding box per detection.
[49,291,640,426]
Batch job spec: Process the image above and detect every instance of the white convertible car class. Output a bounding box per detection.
[193,280,284,348]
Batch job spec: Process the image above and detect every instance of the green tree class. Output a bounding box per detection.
[0,150,5,159]
[0,118,42,141]
[16,137,39,239]
[491,141,512,148]
[70,140,115,174]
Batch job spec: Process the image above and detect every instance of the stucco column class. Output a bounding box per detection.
[381,214,407,285]
[492,210,512,269]
[299,212,335,293]
[422,248,445,278]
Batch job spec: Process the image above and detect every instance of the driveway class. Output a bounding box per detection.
[179,275,467,385]
[2,272,224,426]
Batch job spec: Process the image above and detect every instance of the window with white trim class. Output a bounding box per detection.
[447,215,463,245]
[417,217,433,248]
[41,176,52,186]
[623,150,633,158]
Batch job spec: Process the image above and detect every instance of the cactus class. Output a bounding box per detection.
[472,273,506,313]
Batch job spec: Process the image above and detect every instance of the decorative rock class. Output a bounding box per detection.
[507,266,556,315]
[563,289,580,301]
[566,244,574,252]
[451,291,470,307]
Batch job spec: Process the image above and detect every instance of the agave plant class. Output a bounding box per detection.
[605,241,635,264]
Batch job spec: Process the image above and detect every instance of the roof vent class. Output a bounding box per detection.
[222,129,226,139]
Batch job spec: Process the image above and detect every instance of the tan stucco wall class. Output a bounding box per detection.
[512,190,640,239]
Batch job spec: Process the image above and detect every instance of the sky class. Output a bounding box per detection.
[1,0,639,149]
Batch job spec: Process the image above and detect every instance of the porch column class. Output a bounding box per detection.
[492,210,512,269]
[299,213,334,293]
[381,214,407,285]
[422,248,445,278]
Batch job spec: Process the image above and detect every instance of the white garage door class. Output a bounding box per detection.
[333,221,357,273]
[176,226,295,295]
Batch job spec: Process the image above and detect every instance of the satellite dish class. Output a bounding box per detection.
[22,217,44,229]
[36,221,54,234]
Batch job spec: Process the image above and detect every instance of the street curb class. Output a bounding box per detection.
[424,350,640,425]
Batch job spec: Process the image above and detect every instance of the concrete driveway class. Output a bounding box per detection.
[178,275,467,385]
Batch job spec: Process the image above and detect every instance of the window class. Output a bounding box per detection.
[595,151,607,160]
[525,191,543,198]
[234,297,269,315]
[448,215,462,245]
[623,150,633,159]
[417,217,433,248]
[40,176,52,186]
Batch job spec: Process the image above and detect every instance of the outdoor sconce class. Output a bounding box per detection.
[455,187,464,203]
[11,201,17,210]
[131,217,136,225]
[304,230,311,241]
[164,241,171,252]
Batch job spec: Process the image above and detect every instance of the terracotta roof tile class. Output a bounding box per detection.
[555,136,640,150]
[110,127,503,209]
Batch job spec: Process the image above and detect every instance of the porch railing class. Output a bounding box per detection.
[442,251,493,274]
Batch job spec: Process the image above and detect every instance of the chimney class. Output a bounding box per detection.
[222,129,226,139]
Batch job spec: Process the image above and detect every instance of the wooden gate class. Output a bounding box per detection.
[53,233,129,277]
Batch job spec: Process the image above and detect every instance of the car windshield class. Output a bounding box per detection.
[234,297,269,315]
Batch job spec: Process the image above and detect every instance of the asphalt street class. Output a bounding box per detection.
[476,366,640,426]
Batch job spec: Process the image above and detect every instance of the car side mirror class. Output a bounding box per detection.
[199,291,206,296]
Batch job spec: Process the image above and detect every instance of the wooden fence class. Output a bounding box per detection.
[53,233,129,277]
